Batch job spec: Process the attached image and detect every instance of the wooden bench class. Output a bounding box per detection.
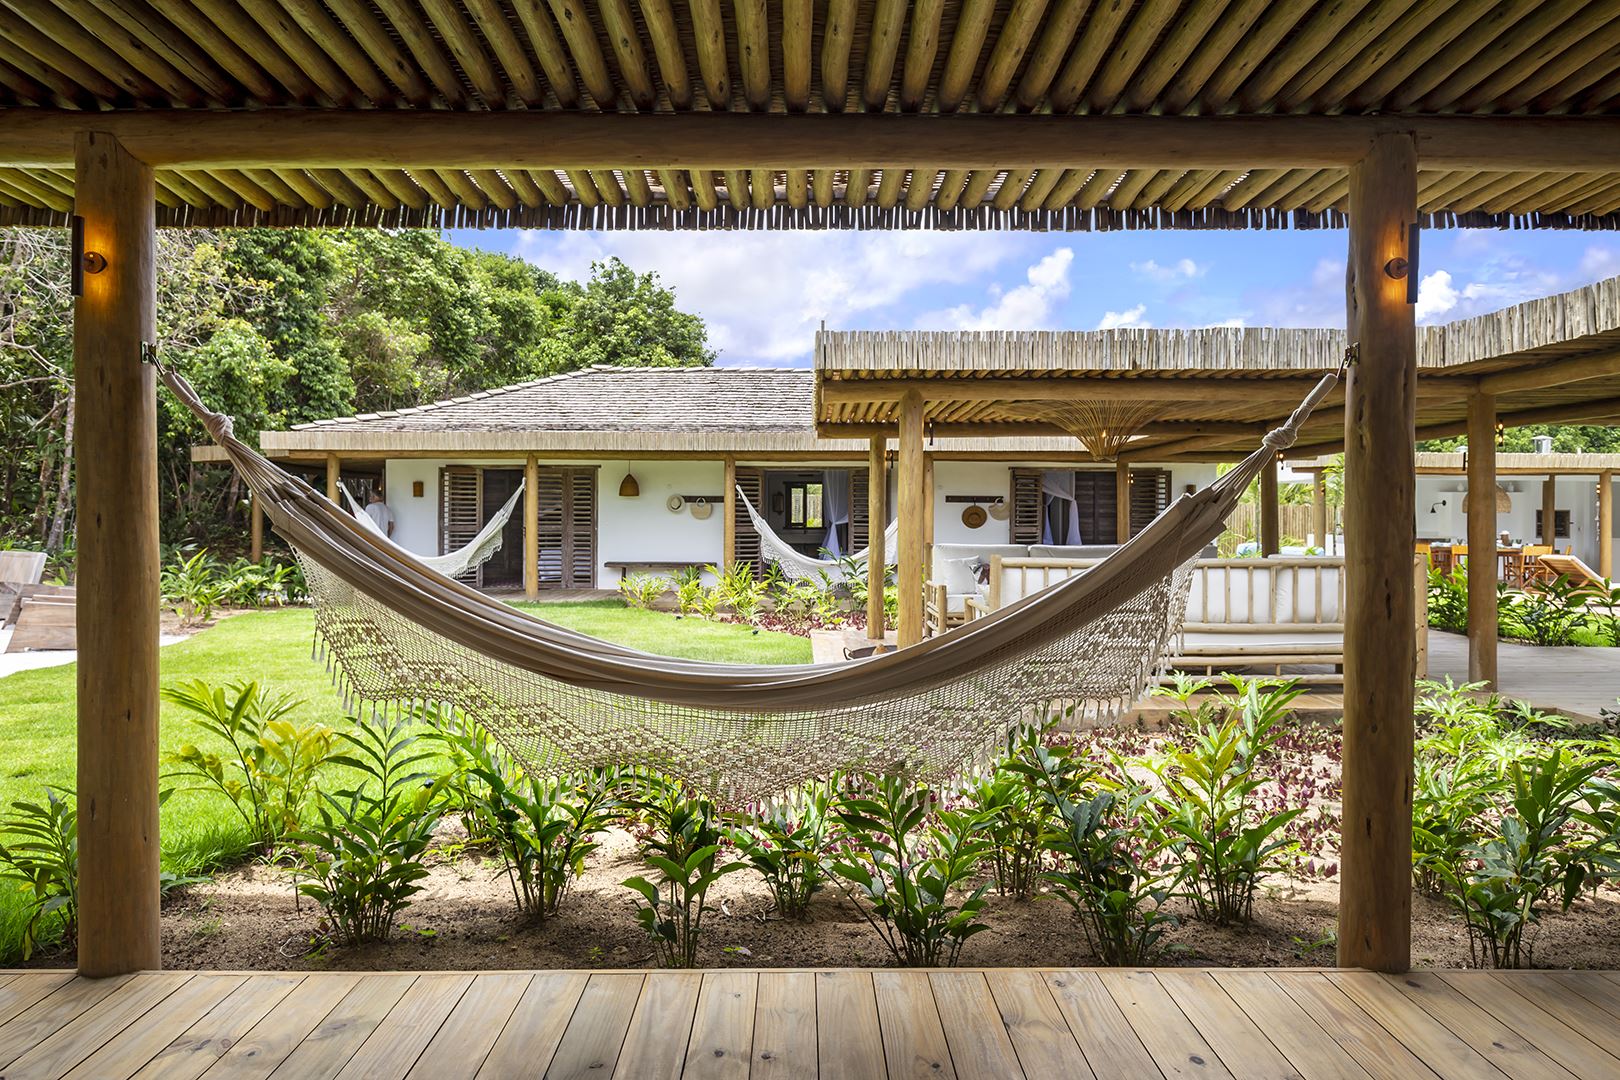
[603,560,707,582]
[5,588,76,652]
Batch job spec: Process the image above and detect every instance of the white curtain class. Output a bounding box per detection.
[1041,470,1083,545]
[822,469,851,556]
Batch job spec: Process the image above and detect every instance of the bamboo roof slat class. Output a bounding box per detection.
[177,169,243,209]
[499,168,545,207]
[12,0,170,102]
[185,0,323,103]
[935,0,993,112]
[155,170,213,208]
[562,168,597,206]
[1040,167,1092,211]
[412,0,506,106]
[721,168,748,210]
[596,0,657,110]
[208,168,280,212]
[1015,167,1061,211]
[1195,1,1311,112]
[0,53,53,106]
[810,167,834,207]
[469,168,521,209]
[875,166,904,209]
[0,7,127,103]
[747,167,773,209]
[1400,0,1584,112]
[1344,0,1510,109]
[590,168,626,207]
[688,168,717,211]
[991,166,1033,210]
[126,0,277,104]
[903,166,936,212]
[0,167,69,209]
[732,0,770,111]
[336,167,400,209]
[688,0,731,109]
[1532,41,1620,116]
[1510,20,1620,114]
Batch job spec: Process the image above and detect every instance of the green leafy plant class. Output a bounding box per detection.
[730,783,833,920]
[289,712,446,945]
[443,722,620,919]
[0,788,77,960]
[1426,565,1469,634]
[1151,677,1305,924]
[617,572,668,610]
[161,678,332,850]
[1007,740,1181,965]
[710,561,766,623]
[162,548,227,625]
[1499,574,1590,647]
[829,775,993,967]
[621,777,743,968]
[966,726,1057,901]
[672,565,706,616]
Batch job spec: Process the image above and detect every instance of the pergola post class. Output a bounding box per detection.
[1601,470,1614,579]
[722,456,737,568]
[866,436,887,641]
[249,492,263,563]
[1260,456,1281,556]
[1466,392,1497,687]
[1339,130,1417,974]
[1115,462,1131,544]
[325,453,340,503]
[924,454,935,547]
[1312,470,1328,553]
[897,390,925,646]
[523,454,539,600]
[1542,476,1557,548]
[74,131,161,977]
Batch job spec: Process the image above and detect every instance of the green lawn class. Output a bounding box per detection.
[0,600,808,960]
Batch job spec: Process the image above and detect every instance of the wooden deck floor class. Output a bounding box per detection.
[4,968,1620,1079]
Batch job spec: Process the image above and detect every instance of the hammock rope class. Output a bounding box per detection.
[340,481,524,580]
[735,486,898,581]
[162,361,1339,799]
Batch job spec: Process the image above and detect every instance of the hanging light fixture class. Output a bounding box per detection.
[618,461,640,498]
[1006,398,1165,461]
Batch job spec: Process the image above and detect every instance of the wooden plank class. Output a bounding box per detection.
[1100,970,1233,1079]
[1324,973,1507,1080]
[816,970,885,1080]
[1043,971,1159,1078]
[1155,971,1308,1079]
[405,973,529,1079]
[333,973,473,1079]
[612,972,701,1080]
[1437,972,1615,1079]
[63,974,246,1080]
[0,975,134,1068]
[1,971,190,1080]
[752,971,816,1080]
[0,972,75,1027]
[131,974,305,1080]
[1207,971,1373,1080]
[984,969,1093,1080]
[257,973,415,1080]
[545,972,641,1079]
[199,973,360,1080]
[929,970,1023,1079]
[1512,974,1620,1057]
[684,971,756,1080]
[872,970,956,1079]
[476,971,587,1079]
[1270,973,1437,1080]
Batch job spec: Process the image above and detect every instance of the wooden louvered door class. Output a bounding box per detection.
[849,467,869,552]
[1129,468,1172,537]
[733,466,764,572]
[439,465,483,586]
[532,468,566,587]
[563,467,596,587]
[1009,468,1043,544]
[1073,470,1117,544]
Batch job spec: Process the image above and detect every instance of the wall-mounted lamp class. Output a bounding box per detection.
[1382,222,1421,305]
[1495,421,1506,447]
[1429,499,1448,513]
[69,216,107,297]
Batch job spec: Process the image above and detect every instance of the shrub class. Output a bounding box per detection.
[290,713,446,945]
[672,566,706,616]
[161,678,333,851]
[0,789,77,960]
[710,561,766,623]
[444,722,620,919]
[618,573,668,610]
[1151,677,1305,924]
[966,727,1055,901]
[1432,747,1620,968]
[1427,566,1468,633]
[731,783,833,920]
[830,775,993,967]
[1499,574,1591,646]
[163,548,227,625]
[1007,741,1181,965]
[621,777,743,968]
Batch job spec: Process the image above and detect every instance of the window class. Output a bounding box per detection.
[786,481,823,529]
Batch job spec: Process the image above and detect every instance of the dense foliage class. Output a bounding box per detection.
[0,227,711,558]
[1427,566,1620,646]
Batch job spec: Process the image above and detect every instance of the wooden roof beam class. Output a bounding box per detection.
[820,377,1335,405]
[9,112,1620,171]
[1288,394,1620,458]
[1475,349,1620,395]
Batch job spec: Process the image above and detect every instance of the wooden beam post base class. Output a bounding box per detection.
[75,131,161,977]
[1261,456,1281,556]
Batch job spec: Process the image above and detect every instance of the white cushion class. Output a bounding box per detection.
[931,544,1029,595]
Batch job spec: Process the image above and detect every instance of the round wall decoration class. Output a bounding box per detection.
[666,494,685,513]
[689,497,714,520]
[961,504,988,529]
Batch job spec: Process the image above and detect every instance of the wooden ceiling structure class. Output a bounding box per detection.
[2,0,1620,230]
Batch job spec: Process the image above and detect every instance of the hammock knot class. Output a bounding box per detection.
[1261,425,1297,451]
[203,410,235,442]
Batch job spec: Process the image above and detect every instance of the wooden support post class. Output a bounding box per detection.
[722,456,737,568]
[1312,471,1328,553]
[325,453,340,503]
[898,390,925,647]
[1115,462,1131,544]
[1601,470,1614,580]
[1339,131,1417,974]
[1542,476,1557,548]
[924,454,935,547]
[249,491,263,563]
[1466,393,1497,688]
[866,437,887,641]
[75,131,160,977]
[1260,456,1281,556]
[523,454,539,600]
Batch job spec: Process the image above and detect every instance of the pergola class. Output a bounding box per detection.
[3,1,1619,982]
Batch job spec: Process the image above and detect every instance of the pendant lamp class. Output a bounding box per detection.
[618,462,640,498]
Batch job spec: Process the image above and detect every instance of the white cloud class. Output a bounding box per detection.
[1096,303,1150,330]
[1244,257,1345,328]
[1206,317,1246,328]
[1579,245,1618,282]
[514,229,1022,364]
[924,248,1076,332]
[1130,257,1203,282]
[1415,269,1459,321]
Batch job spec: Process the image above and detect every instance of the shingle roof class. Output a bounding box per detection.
[292,366,815,434]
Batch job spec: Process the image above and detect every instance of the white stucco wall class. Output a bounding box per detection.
[1414,473,1613,566]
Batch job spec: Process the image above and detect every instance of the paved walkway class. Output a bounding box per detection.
[1426,630,1620,720]
[0,626,185,680]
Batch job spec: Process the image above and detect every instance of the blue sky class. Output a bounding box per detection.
[448,225,1620,368]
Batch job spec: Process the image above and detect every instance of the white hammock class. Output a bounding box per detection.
[339,481,525,581]
[163,361,1338,800]
[736,486,899,581]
